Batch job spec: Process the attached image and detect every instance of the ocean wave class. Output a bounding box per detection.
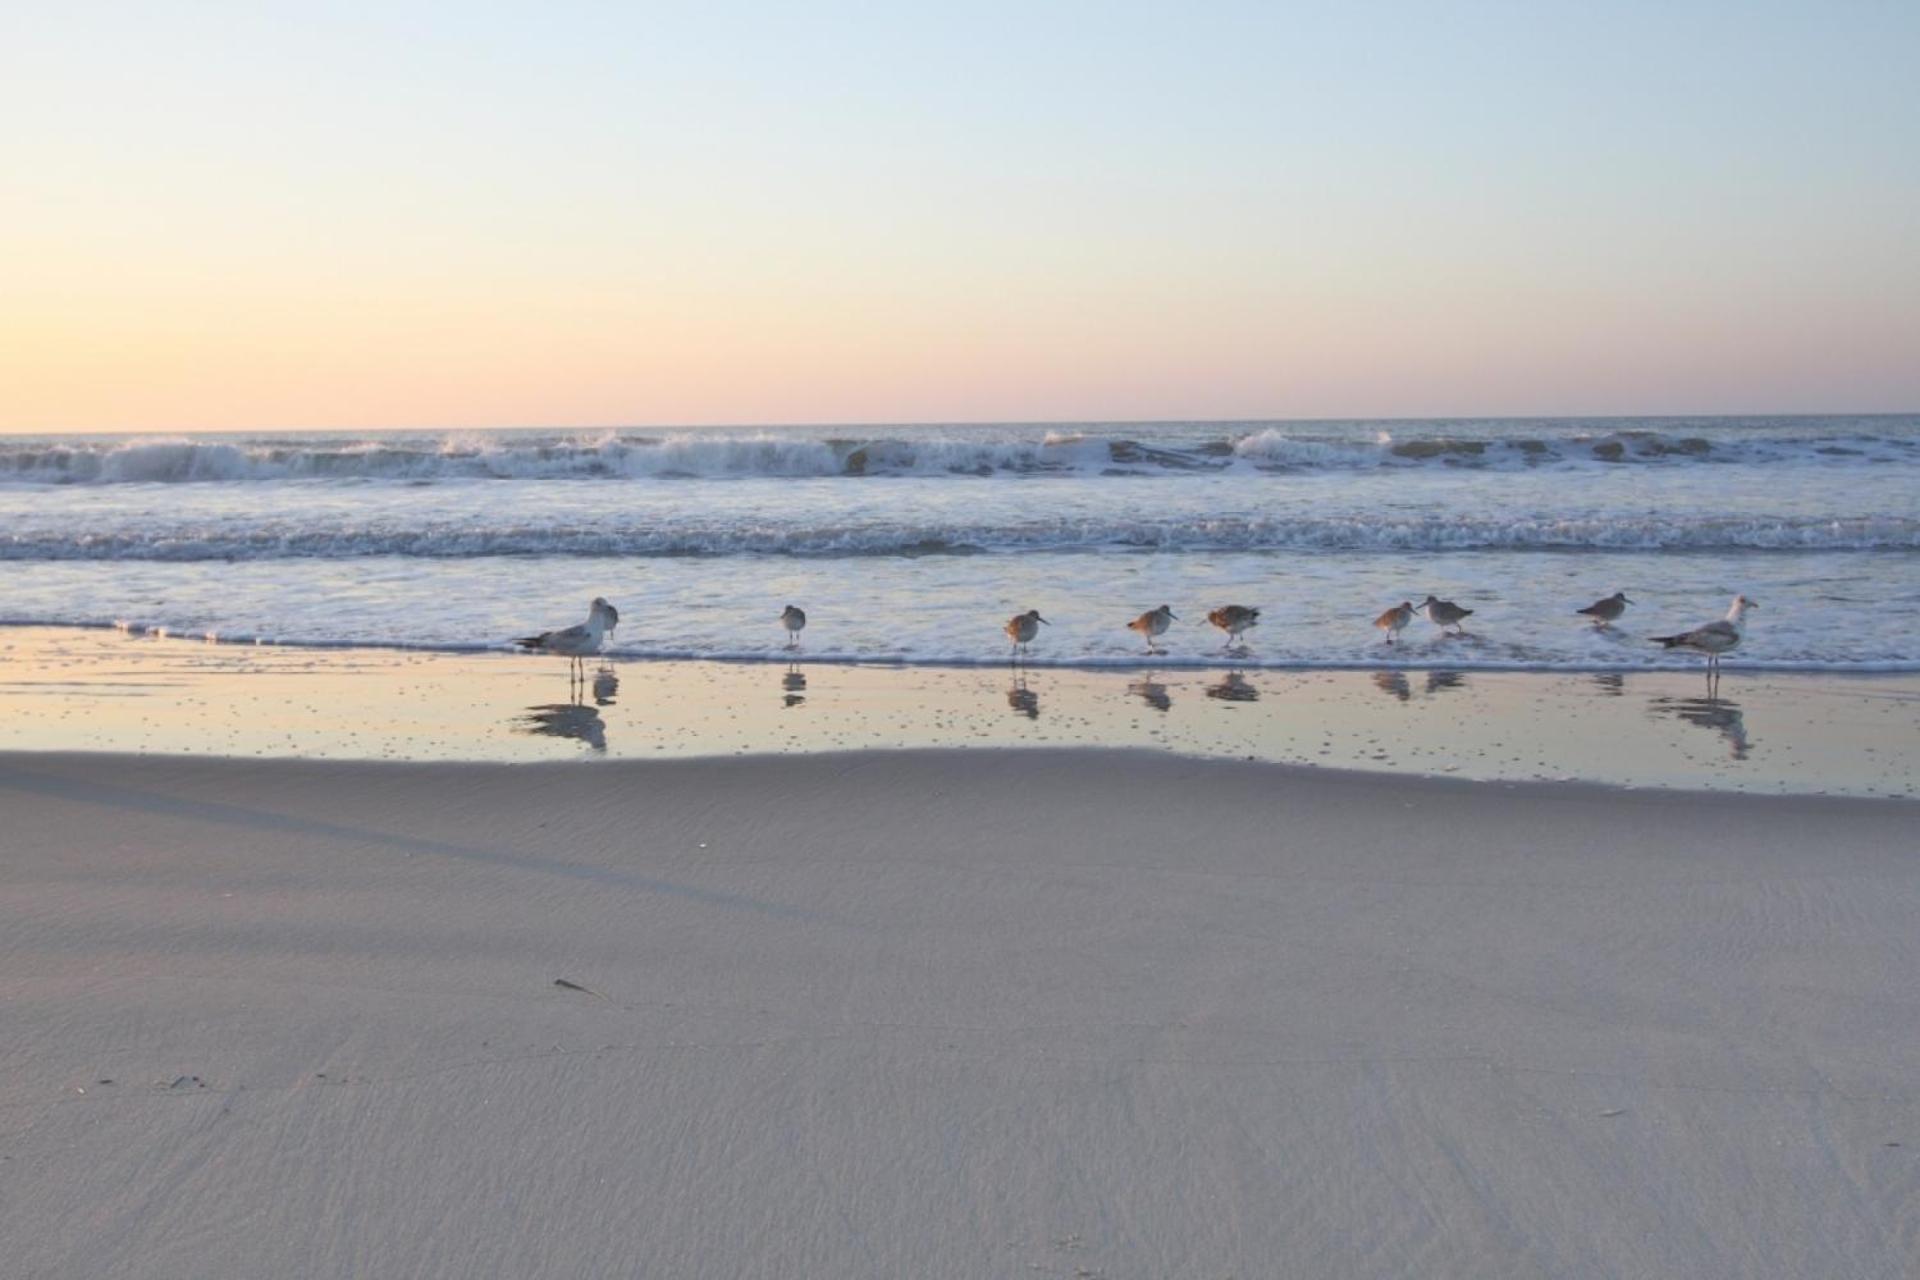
[4,513,1914,560]
[2,422,1915,483]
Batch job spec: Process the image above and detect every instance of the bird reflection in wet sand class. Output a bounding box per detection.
[1128,675,1171,711]
[782,662,807,708]
[591,666,619,706]
[1206,671,1259,703]
[516,698,608,753]
[1650,693,1750,760]
[1008,673,1040,719]
[1591,672,1626,696]
[1373,671,1412,702]
[1425,670,1467,695]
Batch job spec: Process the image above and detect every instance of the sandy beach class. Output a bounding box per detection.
[4,748,1916,1278]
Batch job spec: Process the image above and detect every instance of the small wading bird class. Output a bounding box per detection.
[1126,604,1177,654]
[1420,595,1473,636]
[1651,595,1757,678]
[780,604,807,648]
[1373,601,1414,645]
[1577,591,1633,628]
[1005,609,1048,658]
[1206,605,1260,650]
[515,597,619,682]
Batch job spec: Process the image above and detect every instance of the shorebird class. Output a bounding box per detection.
[780,604,806,648]
[1373,601,1414,644]
[1577,591,1632,628]
[1205,605,1260,650]
[1651,595,1757,674]
[1420,595,1473,635]
[1005,609,1048,657]
[1126,604,1177,653]
[515,597,619,681]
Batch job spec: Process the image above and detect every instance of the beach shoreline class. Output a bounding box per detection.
[4,747,1916,1278]
[3,624,1915,798]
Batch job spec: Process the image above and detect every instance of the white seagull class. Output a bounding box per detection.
[1651,595,1757,671]
[515,597,619,679]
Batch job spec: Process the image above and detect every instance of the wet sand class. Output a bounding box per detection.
[2,626,1917,795]
[3,749,1916,1278]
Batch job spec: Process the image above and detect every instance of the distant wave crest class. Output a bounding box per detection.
[3,424,1915,484]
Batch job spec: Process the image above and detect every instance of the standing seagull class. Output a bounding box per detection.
[1651,595,1758,673]
[780,604,807,648]
[1206,605,1260,650]
[515,597,619,682]
[1005,609,1048,658]
[1577,591,1633,628]
[1126,605,1177,654]
[1373,601,1414,645]
[1420,595,1473,636]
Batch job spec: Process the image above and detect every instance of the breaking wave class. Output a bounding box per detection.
[2,420,1915,484]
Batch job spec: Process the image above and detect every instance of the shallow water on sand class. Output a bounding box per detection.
[2,628,1914,798]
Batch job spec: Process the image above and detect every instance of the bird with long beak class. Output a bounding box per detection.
[1126,604,1177,654]
[1373,601,1414,645]
[1005,609,1049,658]
[1577,591,1632,628]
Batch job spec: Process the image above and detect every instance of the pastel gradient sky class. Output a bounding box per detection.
[4,1,1917,433]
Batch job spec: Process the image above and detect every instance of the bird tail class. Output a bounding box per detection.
[1248,609,1261,621]
[514,634,546,650]
[1650,634,1683,648]
[1459,608,1474,617]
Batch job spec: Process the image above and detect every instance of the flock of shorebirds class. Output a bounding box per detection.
[515,592,1762,672]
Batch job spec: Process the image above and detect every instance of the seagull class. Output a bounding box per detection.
[1577,591,1632,628]
[780,604,807,648]
[1126,604,1177,653]
[1373,601,1414,645]
[1651,595,1758,672]
[515,597,619,681]
[1005,609,1048,658]
[1420,595,1473,635]
[1205,605,1260,650]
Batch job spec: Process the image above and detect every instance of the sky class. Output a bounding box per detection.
[3,1,1917,433]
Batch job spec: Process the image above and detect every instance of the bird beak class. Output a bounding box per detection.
[1037,615,1050,625]
[1168,611,1179,620]
[1622,596,1633,604]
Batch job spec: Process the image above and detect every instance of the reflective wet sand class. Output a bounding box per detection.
[1,627,1914,797]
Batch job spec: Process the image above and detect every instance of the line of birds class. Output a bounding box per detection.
[515,592,1761,671]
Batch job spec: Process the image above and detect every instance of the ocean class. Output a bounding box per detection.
[2,416,1916,671]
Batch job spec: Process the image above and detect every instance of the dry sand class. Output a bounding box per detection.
[3,749,1917,1278]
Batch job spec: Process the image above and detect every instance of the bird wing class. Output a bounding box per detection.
[533,622,591,651]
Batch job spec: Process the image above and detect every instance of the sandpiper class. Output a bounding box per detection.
[1005,609,1048,657]
[515,597,619,681]
[780,604,806,647]
[1651,595,1757,672]
[1373,601,1414,644]
[1126,604,1177,653]
[1205,605,1260,650]
[1420,595,1473,635]
[1577,591,1632,627]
